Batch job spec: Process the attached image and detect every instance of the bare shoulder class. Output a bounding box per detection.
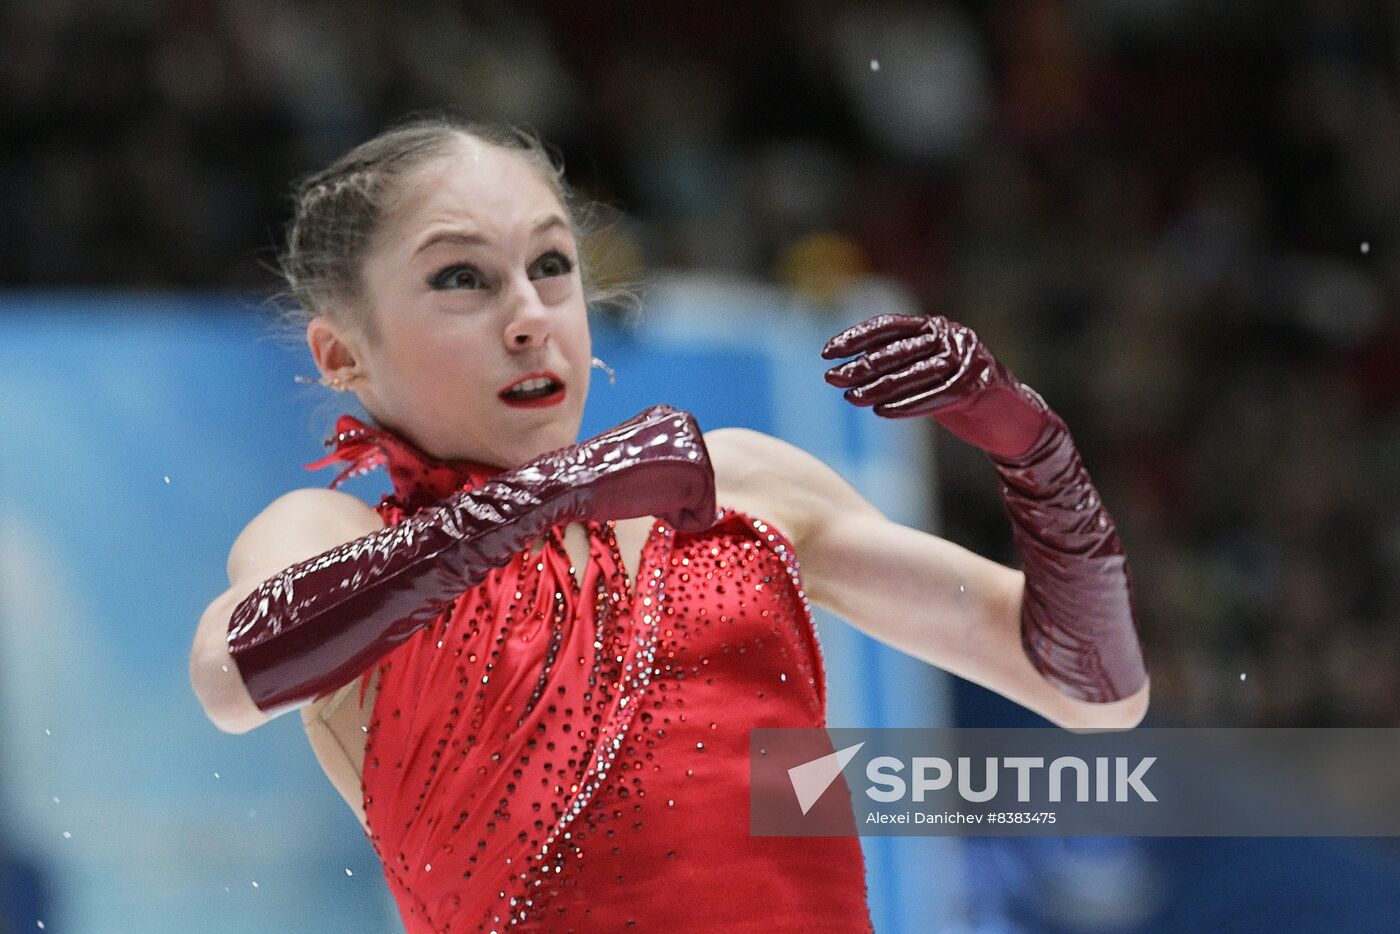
[700,427,768,490]
[701,428,881,548]
[241,487,381,532]
[701,426,871,500]
[227,488,384,587]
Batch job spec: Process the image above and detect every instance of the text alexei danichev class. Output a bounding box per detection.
[864,811,1058,824]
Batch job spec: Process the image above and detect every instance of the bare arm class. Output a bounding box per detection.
[711,428,1149,731]
[189,488,385,734]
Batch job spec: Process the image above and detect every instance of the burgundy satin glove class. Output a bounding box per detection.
[822,314,1147,705]
[228,404,717,718]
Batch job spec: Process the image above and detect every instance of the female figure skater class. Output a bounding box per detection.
[188,117,1147,933]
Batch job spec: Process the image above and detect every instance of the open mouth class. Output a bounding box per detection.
[499,372,566,408]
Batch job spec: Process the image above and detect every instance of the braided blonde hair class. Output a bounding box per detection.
[279,115,607,339]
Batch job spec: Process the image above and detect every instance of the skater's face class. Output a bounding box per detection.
[316,137,592,469]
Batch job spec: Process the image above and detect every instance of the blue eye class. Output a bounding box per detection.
[530,250,574,279]
[429,264,484,290]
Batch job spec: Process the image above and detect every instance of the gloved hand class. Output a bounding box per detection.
[821,314,1148,706]
[820,313,1054,462]
[228,404,717,717]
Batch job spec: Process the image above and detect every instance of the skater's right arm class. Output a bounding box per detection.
[190,489,385,735]
[192,405,716,733]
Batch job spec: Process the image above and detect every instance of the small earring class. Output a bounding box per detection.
[590,356,616,386]
[294,371,360,391]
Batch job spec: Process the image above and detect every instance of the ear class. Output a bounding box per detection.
[306,315,363,384]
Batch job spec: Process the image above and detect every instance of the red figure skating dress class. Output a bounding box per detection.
[307,416,874,933]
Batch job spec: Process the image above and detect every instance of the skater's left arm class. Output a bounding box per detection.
[712,427,1148,732]
[712,313,1152,731]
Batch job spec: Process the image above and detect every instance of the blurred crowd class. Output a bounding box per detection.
[2,0,1397,726]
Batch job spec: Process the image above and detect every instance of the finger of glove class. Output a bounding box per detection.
[842,354,958,407]
[824,332,947,388]
[871,350,989,416]
[820,313,938,360]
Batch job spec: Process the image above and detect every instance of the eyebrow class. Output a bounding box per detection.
[412,215,570,256]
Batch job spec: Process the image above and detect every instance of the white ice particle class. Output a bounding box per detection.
[1361,242,1371,254]
[345,868,354,876]
[251,881,259,889]
[213,772,220,779]
[62,831,71,839]
[1240,672,1247,681]
[870,59,880,71]
[52,797,59,804]
[163,475,171,484]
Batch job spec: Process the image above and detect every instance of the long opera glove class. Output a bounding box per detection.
[822,314,1147,703]
[227,404,718,718]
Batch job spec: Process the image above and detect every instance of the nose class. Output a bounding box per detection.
[502,278,551,351]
